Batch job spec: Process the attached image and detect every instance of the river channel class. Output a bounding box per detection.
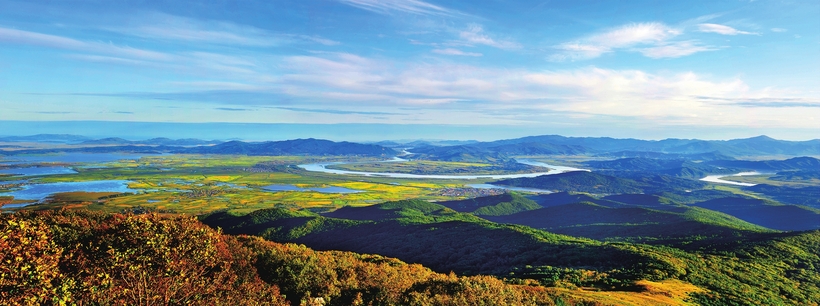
[297,159,588,179]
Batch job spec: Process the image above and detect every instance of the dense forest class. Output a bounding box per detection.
[1,210,613,306]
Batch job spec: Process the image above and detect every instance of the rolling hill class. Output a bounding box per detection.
[199,200,820,306]
[487,201,772,241]
[706,156,820,171]
[692,197,820,231]
[436,192,542,216]
[493,171,647,194]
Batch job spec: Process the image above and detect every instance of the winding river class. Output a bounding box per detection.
[297,158,588,180]
[699,171,765,187]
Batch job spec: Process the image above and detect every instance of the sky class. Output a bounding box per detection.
[0,0,818,141]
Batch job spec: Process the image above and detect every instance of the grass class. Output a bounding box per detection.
[546,279,703,306]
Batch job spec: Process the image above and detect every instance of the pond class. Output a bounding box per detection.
[262,184,363,194]
[1,180,136,201]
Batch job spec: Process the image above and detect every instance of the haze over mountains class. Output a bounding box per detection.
[3,133,820,158]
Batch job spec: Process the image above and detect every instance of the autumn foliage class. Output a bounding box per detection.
[0,210,593,306]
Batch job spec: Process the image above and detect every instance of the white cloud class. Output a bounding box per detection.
[697,23,758,35]
[272,52,819,128]
[107,13,338,47]
[552,22,702,61]
[549,43,610,61]
[771,28,787,33]
[0,27,171,61]
[432,48,482,56]
[588,22,680,47]
[458,24,521,50]
[338,0,461,17]
[639,41,718,58]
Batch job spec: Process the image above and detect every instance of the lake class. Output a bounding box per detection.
[1,180,136,201]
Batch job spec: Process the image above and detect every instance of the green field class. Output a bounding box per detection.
[6,154,504,214]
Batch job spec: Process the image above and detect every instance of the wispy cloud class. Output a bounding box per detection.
[697,96,820,108]
[551,22,694,61]
[216,107,253,111]
[105,13,339,47]
[337,0,462,17]
[697,23,758,35]
[771,28,787,33]
[0,27,172,61]
[432,48,482,56]
[274,52,820,127]
[458,24,521,50]
[639,41,718,58]
[275,107,399,115]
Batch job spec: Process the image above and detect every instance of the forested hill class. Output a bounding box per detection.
[1,210,600,306]
[180,138,398,156]
[200,199,820,306]
[493,171,647,194]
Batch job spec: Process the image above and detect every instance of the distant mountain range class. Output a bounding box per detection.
[0,134,223,146]
[181,138,398,156]
[410,135,820,160]
[3,133,820,158]
[0,134,92,144]
[79,137,223,146]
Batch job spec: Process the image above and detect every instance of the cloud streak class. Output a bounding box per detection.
[550,22,707,61]
[106,13,339,47]
[432,48,482,56]
[458,24,521,50]
[697,23,758,35]
[275,107,399,115]
[639,41,718,58]
[338,0,463,17]
[0,27,171,61]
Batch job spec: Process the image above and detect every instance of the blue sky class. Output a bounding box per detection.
[0,0,818,141]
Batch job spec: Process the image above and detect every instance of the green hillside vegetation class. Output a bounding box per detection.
[745,184,820,208]
[202,202,682,281]
[200,199,820,305]
[437,192,542,216]
[1,210,615,306]
[495,172,647,194]
[692,197,820,231]
[602,194,678,209]
[706,156,820,171]
[494,171,706,195]
[529,192,624,208]
[584,158,734,179]
[486,202,772,241]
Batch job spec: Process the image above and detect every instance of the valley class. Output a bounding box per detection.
[2,134,820,305]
